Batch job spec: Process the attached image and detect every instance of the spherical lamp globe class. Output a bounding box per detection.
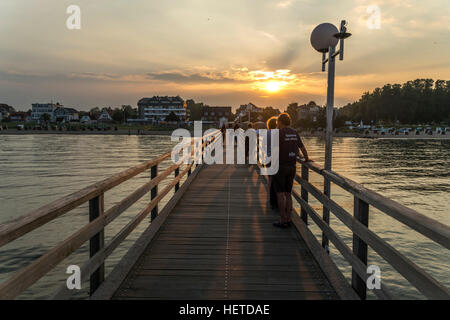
[310,23,339,53]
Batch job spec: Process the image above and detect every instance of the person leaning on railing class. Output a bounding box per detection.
[273,113,309,229]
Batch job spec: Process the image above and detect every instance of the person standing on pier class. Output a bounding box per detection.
[245,122,253,164]
[273,113,309,228]
[220,123,226,145]
[266,116,279,211]
[233,122,240,146]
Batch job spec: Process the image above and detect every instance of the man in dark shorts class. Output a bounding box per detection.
[272,113,309,228]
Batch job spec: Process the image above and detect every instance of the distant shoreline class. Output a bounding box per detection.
[300,132,450,140]
[0,129,175,136]
[1,129,449,139]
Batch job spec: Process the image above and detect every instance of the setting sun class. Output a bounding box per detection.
[264,81,285,93]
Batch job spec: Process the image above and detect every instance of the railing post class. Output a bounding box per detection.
[256,134,259,163]
[89,194,104,295]
[175,167,180,192]
[150,165,158,221]
[300,164,309,224]
[352,196,369,300]
[322,179,331,252]
[202,135,205,157]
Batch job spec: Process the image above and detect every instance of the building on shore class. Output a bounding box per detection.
[235,103,263,122]
[236,103,263,117]
[138,96,186,122]
[0,104,15,121]
[54,107,79,122]
[8,112,30,122]
[31,103,61,122]
[201,106,232,126]
[97,108,113,122]
[80,115,92,124]
[297,102,320,122]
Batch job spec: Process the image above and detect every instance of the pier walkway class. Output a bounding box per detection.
[0,131,448,300]
[110,164,338,300]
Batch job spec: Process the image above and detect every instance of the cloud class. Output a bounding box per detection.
[265,40,303,69]
[276,0,295,8]
[0,70,141,83]
[146,71,249,84]
[0,0,449,110]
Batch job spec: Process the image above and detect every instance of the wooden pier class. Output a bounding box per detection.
[0,132,449,300]
[103,164,340,300]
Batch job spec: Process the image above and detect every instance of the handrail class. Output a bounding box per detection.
[0,152,171,247]
[0,131,218,299]
[54,160,196,299]
[298,159,450,250]
[294,158,450,300]
[291,188,393,300]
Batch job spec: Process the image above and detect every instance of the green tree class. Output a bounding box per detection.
[112,108,124,123]
[261,107,281,122]
[121,105,136,120]
[186,99,204,121]
[339,78,449,124]
[40,113,51,123]
[165,111,179,122]
[285,103,298,122]
[89,107,101,119]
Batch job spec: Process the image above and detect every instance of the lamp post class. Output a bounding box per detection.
[310,20,351,252]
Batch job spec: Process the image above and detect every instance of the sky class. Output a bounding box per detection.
[0,0,449,111]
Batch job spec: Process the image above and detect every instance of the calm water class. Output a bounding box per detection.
[0,135,448,299]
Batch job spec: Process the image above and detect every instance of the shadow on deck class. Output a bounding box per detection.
[106,164,339,300]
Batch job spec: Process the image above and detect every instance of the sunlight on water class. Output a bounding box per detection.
[0,135,448,299]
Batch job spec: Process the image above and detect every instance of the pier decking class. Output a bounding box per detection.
[111,164,338,300]
[0,131,449,300]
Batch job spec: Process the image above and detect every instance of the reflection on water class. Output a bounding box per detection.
[0,135,449,299]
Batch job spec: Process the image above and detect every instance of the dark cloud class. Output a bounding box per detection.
[0,70,125,83]
[265,40,302,69]
[146,72,248,84]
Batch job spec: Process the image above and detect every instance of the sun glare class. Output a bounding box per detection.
[264,81,284,93]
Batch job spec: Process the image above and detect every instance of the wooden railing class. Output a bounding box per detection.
[0,132,217,299]
[1,129,448,300]
[292,158,450,300]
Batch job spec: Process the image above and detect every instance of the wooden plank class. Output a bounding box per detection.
[0,206,109,299]
[294,175,450,299]
[89,194,105,295]
[300,164,309,223]
[150,164,158,221]
[137,256,320,267]
[292,190,392,300]
[114,288,336,300]
[0,136,216,300]
[111,164,340,300]
[122,278,335,292]
[299,159,450,250]
[89,163,203,300]
[53,161,196,299]
[132,269,326,279]
[352,196,369,300]
[0,160,184,300]
[290,209,360,300]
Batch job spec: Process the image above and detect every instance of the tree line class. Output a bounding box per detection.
[339,79,450,124]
